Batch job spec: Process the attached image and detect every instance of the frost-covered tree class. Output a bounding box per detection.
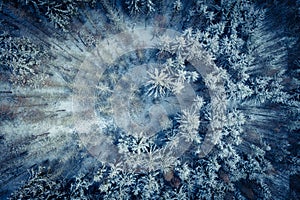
[126,0,155,15]
[146,67,173,98]
[126,0,142,15]
[143,0,155,14]
[173,0,182,12]
[0,32,49,87]
[177,108,201,143]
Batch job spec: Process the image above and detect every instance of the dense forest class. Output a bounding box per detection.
[0,0,299,199]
